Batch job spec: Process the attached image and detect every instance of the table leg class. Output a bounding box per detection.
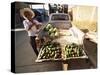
[62,63,68,70]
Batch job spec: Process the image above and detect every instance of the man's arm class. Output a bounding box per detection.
[23,20,34,31]
[33,20,42,29]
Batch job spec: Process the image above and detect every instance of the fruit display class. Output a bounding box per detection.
[44,23,59,38]
[36,23,87,62]
[39,41,62,59]
[65,43,84,58]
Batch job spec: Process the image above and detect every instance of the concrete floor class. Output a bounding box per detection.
[15,31,62,73]
[15,30,97,73]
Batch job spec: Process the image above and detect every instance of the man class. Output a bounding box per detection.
[20,8,42,56]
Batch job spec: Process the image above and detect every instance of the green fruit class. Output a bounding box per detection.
[54,32,59,37]
[51,52,55,56]
[52,48,56,51]
[43,56,46,59]
[53,28,57,32]
[44,28,47,31]
[49,28,54,32]
[46,24,52,29]
[50,33,55,37]
[49,50,52,54]
[48,47,51,51]
[54,54,57,58]
[46,50,49,53]
[47,23,52,27]
[49,45,53,48]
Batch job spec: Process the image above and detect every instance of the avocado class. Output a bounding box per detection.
[42,56,46,59]
[53,28,57,32]
[49,28,54,33]
[54,54,57,58]
[50,33,55,37]
[51,52,55,56]
[46,24,52,30]
[54,32,59,37]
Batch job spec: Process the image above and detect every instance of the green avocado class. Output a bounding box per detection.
[54,32,59,37]
[53,28,57,32]
[50,33,55,37]
[49,28,54,33]
[46,24,52,30]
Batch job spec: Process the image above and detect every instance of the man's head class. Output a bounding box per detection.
[20,8,35,20]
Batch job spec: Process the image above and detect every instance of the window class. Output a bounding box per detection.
[51,14,69,20]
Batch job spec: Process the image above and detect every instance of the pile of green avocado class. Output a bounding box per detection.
[40,41,61,59]
[44,23,59,38]
[65,43,83,58]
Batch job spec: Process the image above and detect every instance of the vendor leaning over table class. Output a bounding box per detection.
[20,8,42,56]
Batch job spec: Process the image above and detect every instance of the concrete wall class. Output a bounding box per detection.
[72,6,97,32]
